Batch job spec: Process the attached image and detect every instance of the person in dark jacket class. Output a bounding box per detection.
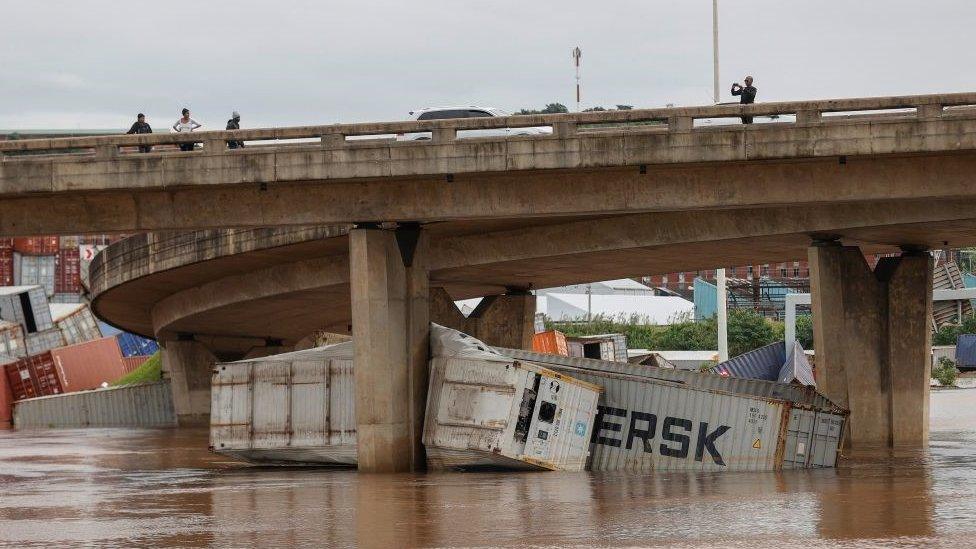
[226,111,244,149]
[731,76,757,124]
[126,113,153,153]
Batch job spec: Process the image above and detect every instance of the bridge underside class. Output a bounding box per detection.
[89,199,974,470]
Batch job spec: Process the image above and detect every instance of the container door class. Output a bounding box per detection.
[211,363,253,451]
[807,412,845,468]
[251,362,291,449]
[290,359,329,448]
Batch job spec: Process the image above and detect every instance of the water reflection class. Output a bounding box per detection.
[0,390,974,547]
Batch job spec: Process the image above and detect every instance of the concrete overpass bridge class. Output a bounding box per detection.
[6,92,976,471]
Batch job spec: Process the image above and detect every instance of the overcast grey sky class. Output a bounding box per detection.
[2,1,974,129]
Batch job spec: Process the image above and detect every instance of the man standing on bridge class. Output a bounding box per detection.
[126,113,153,153]
[226,111,244,149]
[731,76,757,124]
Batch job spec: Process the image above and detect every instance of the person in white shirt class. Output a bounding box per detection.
[173,108,201,151]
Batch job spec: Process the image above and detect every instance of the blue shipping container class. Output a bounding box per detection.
[116,331,159,357]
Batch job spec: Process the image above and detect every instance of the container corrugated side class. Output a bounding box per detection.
[0,242,12,286]
[497,347,846,471]
[25,328,64,356]
[0,360,13,428]
[5,353,63,400]
[12,237,59,256]
[0,286,53,333]
[19,255,56,296]
[532,331,568,356]
[49,336,126,393]
[498,348,838,411]
[52,304,102,346]
[121,355,151,374]
[211,342,357,465]
[12,381,175,428]
[0,321,26,358]
[116,332,159,357]
[55,248,82,294]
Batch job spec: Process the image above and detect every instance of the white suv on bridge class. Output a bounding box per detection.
[398,106,552,141]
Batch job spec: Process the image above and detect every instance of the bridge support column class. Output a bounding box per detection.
[809,242,933,449]
[161,340,219,427]
[349,224,429,473]
[431,289,536,350]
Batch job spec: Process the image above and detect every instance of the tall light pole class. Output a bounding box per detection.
[572,46,582,112]
[712,0,720,104]
[713,0,729,361]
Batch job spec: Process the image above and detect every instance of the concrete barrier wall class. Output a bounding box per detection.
[13,381,175,428]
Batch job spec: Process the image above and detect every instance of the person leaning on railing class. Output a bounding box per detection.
[126,113,153,153]
[172,107,202,151]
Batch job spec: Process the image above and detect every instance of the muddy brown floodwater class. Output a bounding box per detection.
[1,390,976,548]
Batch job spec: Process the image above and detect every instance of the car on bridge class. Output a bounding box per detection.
[398,106,552,141]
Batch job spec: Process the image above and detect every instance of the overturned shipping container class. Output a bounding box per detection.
[50,303,102,347]
[210,342,357,465]
[3,336,126,400]
[0,286,53,333]
[424,327,601,471]
[496,348,847,471]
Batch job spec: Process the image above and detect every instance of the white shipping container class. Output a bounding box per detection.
[210,342,357,466]
[25,328,64,356]
[423,326,601,472]
[50,303,102,346]
[0,320,26,358]
[496,348,847,471]
[0,285,53,333]
[18,255,56,296]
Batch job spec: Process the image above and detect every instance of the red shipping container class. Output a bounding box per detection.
[55,248,82,294]
[532,330,569,356]
[0,241,12,286]
[3,337,125,400]
[121,355,151,375]
[13,236,59,255]
[0,360,13,429]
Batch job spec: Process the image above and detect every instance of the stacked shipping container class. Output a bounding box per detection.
[0,239,12,286]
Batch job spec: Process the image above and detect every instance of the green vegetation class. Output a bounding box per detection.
[545,309,785,358]
[932,356,959,387]
[111,352,162,386]
[515,103,569,115]
[795,314,815,349]
[934,314,976,345]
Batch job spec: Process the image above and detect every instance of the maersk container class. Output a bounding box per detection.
[50,303,102,347]
[18,254,56,296]
[495,348,847,471]
[423,326,601,472]
[210,342,357,466]
[0,285,53,333]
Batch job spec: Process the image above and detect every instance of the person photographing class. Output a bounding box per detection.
[731,76,757,124]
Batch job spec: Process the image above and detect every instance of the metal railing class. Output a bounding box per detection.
[2,92,975,160]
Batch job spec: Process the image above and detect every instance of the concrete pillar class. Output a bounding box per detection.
[349,225,429,473]
[808,243,932,449]
[430,288,536,349]
[161,340,218,427]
